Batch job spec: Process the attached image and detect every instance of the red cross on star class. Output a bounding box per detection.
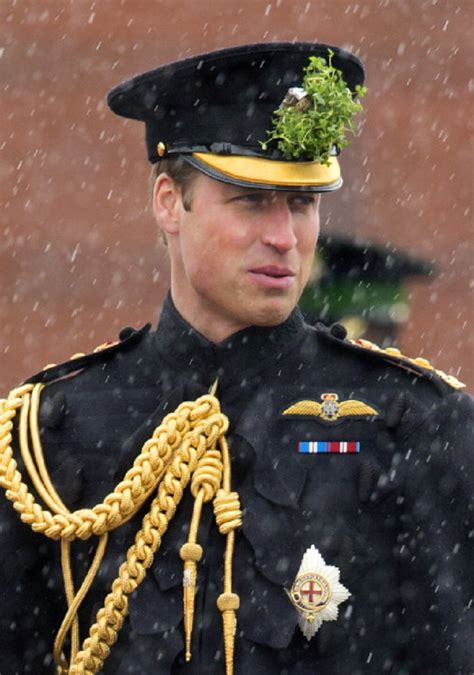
[301,580,322,604]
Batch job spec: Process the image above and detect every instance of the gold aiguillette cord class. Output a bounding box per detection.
[180,379,242,675]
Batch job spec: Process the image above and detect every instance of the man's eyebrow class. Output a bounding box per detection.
[225,186,262,195]
[223,188,318,200]
[220,186,265,200]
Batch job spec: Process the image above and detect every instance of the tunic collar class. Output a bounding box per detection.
[154,293,306,388]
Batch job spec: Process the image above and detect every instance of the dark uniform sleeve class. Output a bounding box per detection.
[0,434,65,674]
[398,391,474,674]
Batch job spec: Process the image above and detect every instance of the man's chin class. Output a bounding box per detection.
[247,300,295,328]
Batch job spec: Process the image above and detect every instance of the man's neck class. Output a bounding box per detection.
[170,291,249,344]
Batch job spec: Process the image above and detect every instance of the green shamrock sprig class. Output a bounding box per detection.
[261,50,367,165]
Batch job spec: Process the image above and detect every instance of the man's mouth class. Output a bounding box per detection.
[248,265,296,289]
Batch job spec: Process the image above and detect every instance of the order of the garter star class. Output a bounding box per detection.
[288,545,351,640]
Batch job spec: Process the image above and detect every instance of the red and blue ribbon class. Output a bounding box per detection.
[298,441,361,454]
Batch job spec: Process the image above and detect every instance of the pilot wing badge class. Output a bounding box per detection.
[282,393,379,422]
[288,545,351,640]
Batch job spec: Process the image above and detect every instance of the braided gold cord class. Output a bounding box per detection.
[68,402,228,674]
[0,387,210,541]
[1,384,240,674]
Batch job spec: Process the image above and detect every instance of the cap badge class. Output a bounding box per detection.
[261,51,367,164]
[287,545,351,640]
[282,393,378,422]
[281,86,312,112]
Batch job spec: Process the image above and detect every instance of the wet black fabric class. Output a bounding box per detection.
[1,295,473,674]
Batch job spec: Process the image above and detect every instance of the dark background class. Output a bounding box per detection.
[1,0,472,391]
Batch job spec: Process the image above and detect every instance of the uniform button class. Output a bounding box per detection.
[41,391,67,428]
[329,322,347,340]
[119,326,136,341]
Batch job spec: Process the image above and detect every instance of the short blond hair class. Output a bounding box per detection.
[149,156,199,212]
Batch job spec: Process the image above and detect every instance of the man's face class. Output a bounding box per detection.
[157,172,320,341]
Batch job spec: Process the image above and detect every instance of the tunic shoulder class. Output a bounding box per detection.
[312,321,466,394]
[23,323,152,386]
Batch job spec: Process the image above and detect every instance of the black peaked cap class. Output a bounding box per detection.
[107,42,365,163]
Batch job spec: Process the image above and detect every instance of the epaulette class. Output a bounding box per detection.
[24,323,152,385]
[316,323,465,391]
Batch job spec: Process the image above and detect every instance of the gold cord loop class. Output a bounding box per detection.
[191,448,224,500]
[0,382,240,675]
[213,490,243,535]
[0,391,216,541]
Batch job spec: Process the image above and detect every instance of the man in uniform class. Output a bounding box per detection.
[0,42,472,675]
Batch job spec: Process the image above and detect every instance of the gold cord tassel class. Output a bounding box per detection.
[180,446,223,661]
[214,436,243,675]
[217,592,240,675]
[178,380,243,675]
[180,542,203,661]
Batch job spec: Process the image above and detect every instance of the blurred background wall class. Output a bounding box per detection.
[1,0,472,391]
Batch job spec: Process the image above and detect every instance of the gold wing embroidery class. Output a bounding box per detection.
[338,400,378,417]
[282,400,323,416]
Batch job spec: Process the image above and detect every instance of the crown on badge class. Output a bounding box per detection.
[261,51,367,165]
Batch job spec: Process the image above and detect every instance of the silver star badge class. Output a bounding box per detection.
[287,545,351,640]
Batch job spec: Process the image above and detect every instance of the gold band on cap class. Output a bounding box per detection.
[192,152,341,188]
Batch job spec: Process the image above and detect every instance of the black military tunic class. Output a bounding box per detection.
[1,294,473,674]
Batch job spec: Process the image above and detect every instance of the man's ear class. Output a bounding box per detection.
[153,173,181,236]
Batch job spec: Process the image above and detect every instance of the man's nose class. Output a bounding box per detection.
[260,203,297,253]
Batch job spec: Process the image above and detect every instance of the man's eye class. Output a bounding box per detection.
[289,195,316,207]
[237,193,266,205]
